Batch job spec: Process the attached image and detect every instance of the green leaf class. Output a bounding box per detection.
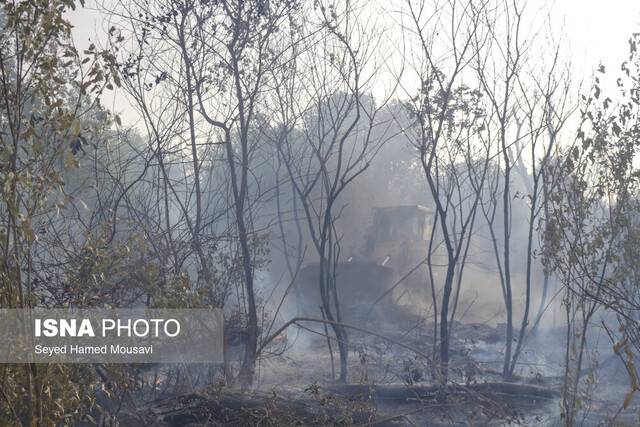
[623,390,634,409]
[66,151,74,171]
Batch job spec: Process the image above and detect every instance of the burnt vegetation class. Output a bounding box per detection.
[1,0,640,425]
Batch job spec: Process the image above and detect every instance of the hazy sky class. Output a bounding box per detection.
[557,0,640,70]
[66,0,640,123]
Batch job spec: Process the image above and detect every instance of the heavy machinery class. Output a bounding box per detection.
[296,205,434,323]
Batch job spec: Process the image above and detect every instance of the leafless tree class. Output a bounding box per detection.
[273,0,396,382]
[401,0,491,377]
[472,0,575,379]
[107,0,301,386]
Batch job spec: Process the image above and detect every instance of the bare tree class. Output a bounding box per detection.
[108,0,302,386]
[472,0,575,379]
[273,0,395,382]
[401,0,491,377]
[182,0,301,385]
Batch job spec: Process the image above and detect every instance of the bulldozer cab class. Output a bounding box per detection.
[374,205,430,242]
[296,204,433,322]
[369,205,431,269]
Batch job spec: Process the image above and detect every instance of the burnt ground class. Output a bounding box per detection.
[87,318,640,426]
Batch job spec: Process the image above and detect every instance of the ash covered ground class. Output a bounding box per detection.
[94,315,640,427]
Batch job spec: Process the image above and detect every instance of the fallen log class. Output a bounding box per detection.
[325,381,560,402]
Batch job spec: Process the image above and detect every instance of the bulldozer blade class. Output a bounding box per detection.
[294,261,398,324]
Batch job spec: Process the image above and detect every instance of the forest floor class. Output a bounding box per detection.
[89,318,640,426]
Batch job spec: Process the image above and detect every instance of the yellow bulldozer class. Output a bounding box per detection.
[296,205,433,322]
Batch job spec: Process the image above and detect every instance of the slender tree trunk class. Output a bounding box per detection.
[502,149,513,379]
[439,262,457,377]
